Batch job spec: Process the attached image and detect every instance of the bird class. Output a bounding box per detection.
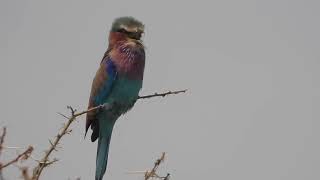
[85,17,145,180]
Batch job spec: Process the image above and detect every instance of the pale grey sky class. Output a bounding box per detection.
[0,0,319,180]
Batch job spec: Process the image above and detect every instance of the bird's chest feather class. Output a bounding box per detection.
[110,41,145,80]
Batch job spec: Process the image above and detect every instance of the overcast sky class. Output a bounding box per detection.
[0,0,319,180]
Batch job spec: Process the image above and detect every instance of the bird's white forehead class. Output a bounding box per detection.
[119,24,144,32]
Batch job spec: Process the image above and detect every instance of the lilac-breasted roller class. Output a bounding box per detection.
[85,17,145,180]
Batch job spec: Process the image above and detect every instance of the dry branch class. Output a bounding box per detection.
[138,89,187,99]
[0,127,33,175]
[145,152,167,180]
[126,152,170,180]
[31,106,77,180]
[0,127,6,180]
[0,146,33,170]
[0,127,6,157]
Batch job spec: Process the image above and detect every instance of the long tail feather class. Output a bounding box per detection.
[95,121,114,180]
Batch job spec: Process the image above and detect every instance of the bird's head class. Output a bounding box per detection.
[110,16,144,41]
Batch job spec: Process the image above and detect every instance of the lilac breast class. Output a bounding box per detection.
[111,41,145,80]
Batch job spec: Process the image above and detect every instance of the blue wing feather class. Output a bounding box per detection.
[93,59,117,105]
[85,56,117,140]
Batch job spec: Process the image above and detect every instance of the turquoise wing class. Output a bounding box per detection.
[86,56,117,141]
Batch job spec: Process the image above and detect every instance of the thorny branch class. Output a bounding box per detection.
[138,89,187,99]
[126,152,170,180]
[0,127,6,180]
[31,89,185,180]
[0,146,33,170]
[0,127,34,180]
[0,127,6,157]
[144,152,170,180]
[31,106,77,180]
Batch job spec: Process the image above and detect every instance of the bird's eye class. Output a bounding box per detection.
[117,28,128,33]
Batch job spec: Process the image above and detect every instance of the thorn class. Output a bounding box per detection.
[48,140,57,151]
[57,112,69,119]
[67,106,76,116]
[163,173,170,180]
[66,129,72,135]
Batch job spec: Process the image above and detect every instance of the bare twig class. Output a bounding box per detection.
[0,127,6,157]
[73,104,105,117]
[0,128,5,180]
[0,128,34,180]
[57,112,69,119]
[163,173,170,180]
[32,104,112,179]
[138,89,187,99]
[0,146,33,170]
[2,146,25,150]
[126,152,169,180]
[31,109,77,179]
[145,152,166,180]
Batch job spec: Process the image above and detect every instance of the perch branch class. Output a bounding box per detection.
[31,89,185,180]
[138,89,187,99]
